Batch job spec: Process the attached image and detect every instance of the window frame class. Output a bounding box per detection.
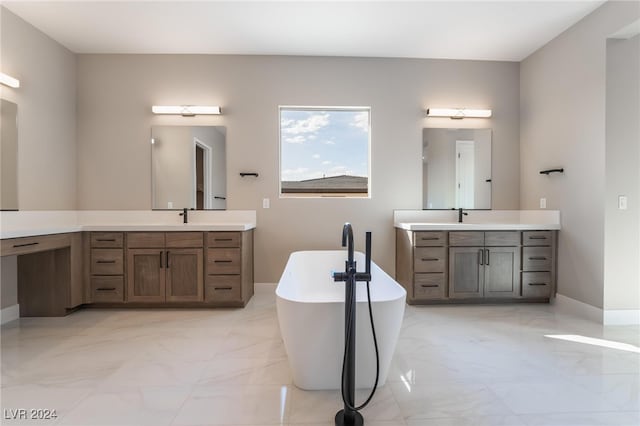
[278,105,372,199]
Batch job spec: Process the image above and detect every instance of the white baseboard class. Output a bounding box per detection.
[553,294,603,323]
[603,309,640,325]
[0,304,19,325]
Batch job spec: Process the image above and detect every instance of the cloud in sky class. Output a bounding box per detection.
[281,108,369,182]
[351,111,369,132]
[281,113,330,144]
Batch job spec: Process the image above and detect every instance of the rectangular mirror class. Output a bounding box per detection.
[151,126,226,210]
[423,128,492,209]
[1,99,19,211]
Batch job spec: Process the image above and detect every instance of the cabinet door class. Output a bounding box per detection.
[483,247,520,298]
[449,247,484,298]
[166,248,204,302]
[127,249,165,302]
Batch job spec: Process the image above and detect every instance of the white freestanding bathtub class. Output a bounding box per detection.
[276,250,406,390]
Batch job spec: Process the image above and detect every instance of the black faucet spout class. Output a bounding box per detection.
[179,207,188,224]
[342,223,354,266]
[451,207,469,223]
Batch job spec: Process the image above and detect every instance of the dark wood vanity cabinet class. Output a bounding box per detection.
[396,229,556,305]
[449,231,520,299]
[126,232,204,303]
[84,230,253,307]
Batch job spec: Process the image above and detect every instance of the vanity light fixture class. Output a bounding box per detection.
[426,108,492,119]
[0,72,20,88]
[151,105,221,116]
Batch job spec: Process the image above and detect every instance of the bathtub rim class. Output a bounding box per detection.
[276,250,407,304]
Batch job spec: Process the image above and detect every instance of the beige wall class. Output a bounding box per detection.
[604,34,640,311]
[77,55,520,281]
[0,7,76,210]
[520,1,640,309]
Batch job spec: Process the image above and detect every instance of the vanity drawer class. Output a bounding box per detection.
[166,232,203,248]
[1,233,71,256]
[127,232,165,248]
[522,247,552,271]
[485,231,520,246]
[449,232,484,247]
[91,232,123,248]
[414,231,446,247]
[414,247,446,273]
[207,248,241,274]
[91,276,124,302]
[206,232,241,248]
[205,276,241,302]
[523,231,552,246]
[414,273,446,300]
[521,272,551,298]
[91,249,124,275]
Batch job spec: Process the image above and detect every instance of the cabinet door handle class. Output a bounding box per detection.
[159,251,163,268]
[214,287,233,291]
[166,251,170,269]
[96,260,116,264]
[529,236,547,240]
[214,259,232,263]
[421,237,439,241]
[13,242,39,248]
[96,238,116,242]
[215,238,233,242]
[479,249,484,265]
[420,284,439,288]
[485,249,490,265]
[528,282,547,286]
[421,258,439,261]
[96,287,117,291]
[529,256,547,261]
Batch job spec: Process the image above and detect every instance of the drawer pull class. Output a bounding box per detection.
[96,260,116,264]
[96,238,116,242]
[529,236,547,240]
[215,238,233,242]
[528,282,547,286]
[13,242,39,248]
[214,286,233,291]
[421,237,439,241]
[420,284,439,288]
[421,258,439,262]
[214,260,233,263]
[96,287,117,291]
[529,257,547,261]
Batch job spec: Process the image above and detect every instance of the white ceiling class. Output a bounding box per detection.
[3,1,606,61]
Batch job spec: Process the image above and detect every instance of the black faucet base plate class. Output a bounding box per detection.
[335,409,363,426]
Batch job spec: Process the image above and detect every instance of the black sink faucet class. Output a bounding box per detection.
[179,208,189,224]
[452,207,468,223]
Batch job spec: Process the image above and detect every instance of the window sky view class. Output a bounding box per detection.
[280,108,370,182]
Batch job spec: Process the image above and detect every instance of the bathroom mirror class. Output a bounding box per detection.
[1,99,19,211]
[422,128,492,209]
[151,126,226,210]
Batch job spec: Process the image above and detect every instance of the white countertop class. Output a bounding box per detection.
[0,210,257,239]
[394,210,561,231]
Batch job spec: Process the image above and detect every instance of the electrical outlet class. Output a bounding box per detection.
[167,201,173,209]
[540,198,547,209]
[618,195,628,210]
[262,198,270,209]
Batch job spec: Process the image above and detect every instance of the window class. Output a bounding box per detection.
[279,106,370,197]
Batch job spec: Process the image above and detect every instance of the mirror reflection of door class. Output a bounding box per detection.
[422,128,492,210]
[456,140,475,208]
[195,144,204,209]
[151,126,226,210]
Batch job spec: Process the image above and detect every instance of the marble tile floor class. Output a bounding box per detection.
[1,284,639,426]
